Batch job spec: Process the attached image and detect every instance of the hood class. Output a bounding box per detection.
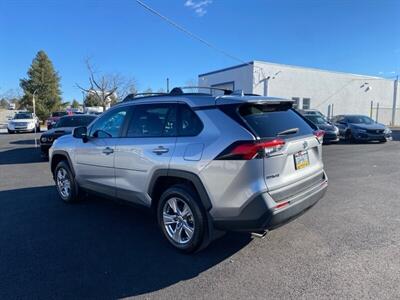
[44,127,74,136]
[10,119,35,124]
[349,123,386,130]
[10,118,35,123]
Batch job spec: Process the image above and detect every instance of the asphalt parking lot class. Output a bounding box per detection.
[1,132,400,299]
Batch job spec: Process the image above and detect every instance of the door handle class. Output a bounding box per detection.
[152,146,169,155]
[102,147,114,155]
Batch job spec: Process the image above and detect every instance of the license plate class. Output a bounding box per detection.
[294,151,310,170]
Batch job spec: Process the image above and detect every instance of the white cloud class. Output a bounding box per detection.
[184,0,212,17]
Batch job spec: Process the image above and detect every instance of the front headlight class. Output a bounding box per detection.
[334,126,339,133]
[384,128,392,134]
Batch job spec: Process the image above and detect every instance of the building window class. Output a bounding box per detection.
[302,98,311,109]
[292,97,300,109]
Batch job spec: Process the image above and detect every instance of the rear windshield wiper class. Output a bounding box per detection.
[277,128,299,136]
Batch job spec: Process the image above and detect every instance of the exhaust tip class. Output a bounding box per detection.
[251,230,268,239]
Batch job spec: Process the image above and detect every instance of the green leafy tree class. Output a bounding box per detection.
[71,99,80,109]
[19,50,62,120]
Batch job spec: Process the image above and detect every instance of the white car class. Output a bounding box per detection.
[8,103,16,110]
[7,112,40,134]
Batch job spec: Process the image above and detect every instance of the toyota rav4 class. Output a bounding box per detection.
[49,87,328,253]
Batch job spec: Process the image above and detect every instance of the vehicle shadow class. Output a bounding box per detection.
[10,139,36,145]
[0,147,44,164]
[0,186,251,299]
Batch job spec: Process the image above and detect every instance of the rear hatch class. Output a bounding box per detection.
[238,102,325,202]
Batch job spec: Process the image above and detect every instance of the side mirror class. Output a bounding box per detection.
[73,126,88,143]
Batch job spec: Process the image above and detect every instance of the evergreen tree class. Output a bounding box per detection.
[84,92,102,107]
[71,99,80,109]
[19,50,62,120]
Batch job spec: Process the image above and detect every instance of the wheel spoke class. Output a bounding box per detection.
[167,198,178,213]
[180,204,190,218]
[182,222,194,239]
[163,212,177,225]
[173,223,183,243]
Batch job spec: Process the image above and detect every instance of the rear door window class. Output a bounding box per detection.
[126,103,177,137]
[239,104,314,138]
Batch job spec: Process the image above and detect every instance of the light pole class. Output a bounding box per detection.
[392,75,398,126]
[261,71,281,96]
[32,89,39,148]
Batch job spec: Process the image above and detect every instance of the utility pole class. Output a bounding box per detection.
[391,76,398,126]
[32,89,38,148]
[370,101,373,118]
[376,102,379,122]
[166,78,170,93]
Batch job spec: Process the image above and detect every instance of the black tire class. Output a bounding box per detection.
[7,129,14,134]
[157,184,207,253]
[54,160,82,203]
[345,130,355,143]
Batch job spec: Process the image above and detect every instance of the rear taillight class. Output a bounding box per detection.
[216,139,285,160]
[314,130,325,143]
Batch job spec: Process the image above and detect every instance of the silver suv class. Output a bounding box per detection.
[49,88,328,253]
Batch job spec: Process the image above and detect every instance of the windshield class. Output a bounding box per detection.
[52,111,68,117]
[305,115,326,125]
[14,113,33,119]
[54,116,96,128]
[347,116,375,124]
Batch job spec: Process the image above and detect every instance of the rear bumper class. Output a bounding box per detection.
[213,177,328,232]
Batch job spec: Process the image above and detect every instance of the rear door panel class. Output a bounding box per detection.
[115,137,176,206]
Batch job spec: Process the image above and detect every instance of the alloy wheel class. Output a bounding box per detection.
[56,167,71,199]
[162,197,195,244]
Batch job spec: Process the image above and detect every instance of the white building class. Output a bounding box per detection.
[198,60,399,125]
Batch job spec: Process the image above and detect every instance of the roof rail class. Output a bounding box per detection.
[176,86,233,95]
[122,86,234,102]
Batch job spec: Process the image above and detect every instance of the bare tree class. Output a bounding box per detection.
[76,58,136,108]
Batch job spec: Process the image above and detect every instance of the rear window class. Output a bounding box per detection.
[239,104,314,138]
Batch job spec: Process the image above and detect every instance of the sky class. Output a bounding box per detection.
[1,0,399,102]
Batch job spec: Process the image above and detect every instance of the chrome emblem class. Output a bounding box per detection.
[303,141,308,150]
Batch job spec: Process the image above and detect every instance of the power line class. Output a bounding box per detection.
[135,0,250,67]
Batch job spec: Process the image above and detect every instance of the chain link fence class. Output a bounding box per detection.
[370,106,400,127]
